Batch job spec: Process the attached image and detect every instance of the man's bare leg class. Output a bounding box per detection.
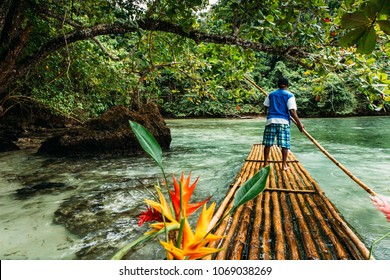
[282,147,290,171]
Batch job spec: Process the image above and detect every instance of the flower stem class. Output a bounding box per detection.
[176,218,185,249]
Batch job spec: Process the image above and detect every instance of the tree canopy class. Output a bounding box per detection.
[0,0,389,118]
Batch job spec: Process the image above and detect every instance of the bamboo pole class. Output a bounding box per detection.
[214,158,259,260]
[283,165,335,259]
[215,204,243,260]
[280,192,301,259]
[271,188,285,259]
[294,159,371,259]
[287,154,350,259]
[262,191,272,259]
[248,193,264,259]
[274,149,320,259]
[243,75,377,197]
[230,162,260,259]
[270,147,301,260]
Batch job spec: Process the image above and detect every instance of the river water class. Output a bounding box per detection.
[0,116,389,260]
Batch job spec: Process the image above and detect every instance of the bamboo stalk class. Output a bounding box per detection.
[248,144,265,259]
[280,192,301,259]
[207,178,241,231]
[214,158,259,260]
[248,193,264,259]
[230,202,253,259]
[245,159,299,163]
[261,146,272,259]
[269,145,301,260]
[272,191,285,259]
[281,161,331,259]
[306,195,349,259]
[262,191,272,259]
[243,75,377,197]
[292,161,352,259]
[229,162,259,259]
[265,158,285,259]
[294,160,371,259]
[274,150,320,259]
[316,192,371,259]
[265,188,317,193]
[215,204,244,260]
[202,198,234,260]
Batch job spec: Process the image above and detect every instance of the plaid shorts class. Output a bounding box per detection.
[262,123,291,149]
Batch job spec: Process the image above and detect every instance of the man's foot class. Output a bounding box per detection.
[282,165,290,171]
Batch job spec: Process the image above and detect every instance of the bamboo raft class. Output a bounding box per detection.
[206,144,371,260]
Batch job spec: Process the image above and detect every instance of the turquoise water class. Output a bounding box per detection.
[0,116,389,259]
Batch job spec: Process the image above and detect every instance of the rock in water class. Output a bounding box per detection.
[38,103,171,157]
[16,182,67,199]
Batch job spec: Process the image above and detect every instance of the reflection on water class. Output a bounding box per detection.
[0,116,389,259]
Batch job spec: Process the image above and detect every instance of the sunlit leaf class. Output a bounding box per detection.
[265,15,274,23]
[129,121,163,169]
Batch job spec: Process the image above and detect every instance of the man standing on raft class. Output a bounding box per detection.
[262,77,305,171]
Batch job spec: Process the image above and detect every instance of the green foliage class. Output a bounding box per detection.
[6,0,389,119]
[315,74,358,116]
[339,0,390,54]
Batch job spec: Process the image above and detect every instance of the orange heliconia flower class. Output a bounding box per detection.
[143,187,180,234]
[170,172,210,219]
[160,202,224,260]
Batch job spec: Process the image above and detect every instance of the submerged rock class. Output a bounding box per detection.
[38,103,171,157]
[15,182,69,199]
[53,178,159,260]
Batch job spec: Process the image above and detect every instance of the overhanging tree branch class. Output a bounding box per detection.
[1,18,312,96]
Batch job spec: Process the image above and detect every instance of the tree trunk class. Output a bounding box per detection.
[0,0,29,102]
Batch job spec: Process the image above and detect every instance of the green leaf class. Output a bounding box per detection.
[111,231,158,260]
[345,0,353,9]
[364,2,379,20]
[232,165,270,211]
[372,0,390,14]
[357,26,377,54]
[111,223,180,260]
[129,121,163,169]
[339,26,366,47]
[378,20,390,35]
[265,15,274,23]
[341,11,370,29]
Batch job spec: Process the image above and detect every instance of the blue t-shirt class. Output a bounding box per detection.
[264,89,297,125]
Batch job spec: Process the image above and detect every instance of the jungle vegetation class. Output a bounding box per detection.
[0,0,389,120]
